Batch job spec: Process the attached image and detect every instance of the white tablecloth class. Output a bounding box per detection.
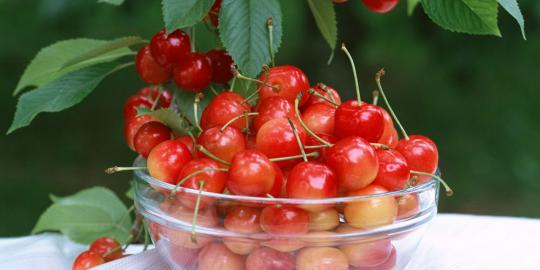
[1,214,539,270]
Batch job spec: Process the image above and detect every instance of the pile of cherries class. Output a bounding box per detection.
[72,237,123,270]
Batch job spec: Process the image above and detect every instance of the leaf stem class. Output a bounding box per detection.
[341,43,362,103]
[375,69,409,140]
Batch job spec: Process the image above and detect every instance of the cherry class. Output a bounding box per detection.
[377,107,398,148]
[197,126,246,164]
[253,96,294,132]
[227,150,275,196]
[355,246,396,270]
[258,65,310,106]
[308,207,340,231]
[362,0,400,14]
[123,95,153,121]
[88,237,123,262]
[137,87,173,108]
[124,114,159,150]
[198,243,245,270]
[72,251,105,270]
[246,247,294,270]
[166,244,200,269]
[334,100,385,142]
[206,49,234,83]
[260,205,309,235]
[269,163,284,197]
[207,0,222,27]
[372,148,410,191]
[305,133,336,163]
[336,234,392,268]
[301,103,336,136]
[134,122,171,158]
[286,161,337,209]
[256,118,306,168]
[176,158,227,209]
[175,135,196,154]
[326,136,379,191]
[149,29,191,68]
[135,45,171,85]
[344,184,397,229]
[397,193,419,219]
[304,83,342,108]
[395,135,438,183]
[224,205,262,233]
[296,247,349,270]
[173,52,212,92]
[200,92,250,130]
[147,139,192,184]
[223,237,258,255]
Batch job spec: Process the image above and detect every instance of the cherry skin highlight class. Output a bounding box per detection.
[72,251,105,270]
[372,148,411,191]
[176,158,227,208]
[135,46,171,85]
[149,29,191,68]
[396,135,438,183]
[200,92,250,130]
[147,139,192,184]
[256,118,306,168]
[326,136,379,191]
[227,150,275,196]
[206,49,234,83]
[134,122,171,158]
[301,103,336,135]
[89,237,123,262]
[260,205,309,235]
[335,100,385,142]
[253,96,294,132]
[286,161,337,200]
[258,65,310,106]
[197,126,246,163]
[173,52,212,92]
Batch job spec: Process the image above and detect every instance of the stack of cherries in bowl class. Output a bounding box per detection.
[123,29,451,270]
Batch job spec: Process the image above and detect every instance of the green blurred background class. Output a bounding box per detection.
[1,0,539,236]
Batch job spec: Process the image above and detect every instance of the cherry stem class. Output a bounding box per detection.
[304,144,329,149]
[294,94,333,147]
[316,83,337,104]
[102,234,133,259]
[193,92,204,132]
[190,26,196,52]
[403,176,418,190]
[170,167,228,196]
[244,111,250,136]
[209,85,219,96]
[196,145,230,166]
[341,43,362,104]
[269,151,319,162]
[370,143,390,150]
[308,88,338,107]
[287,117,308,162]
[142,221,150,251]
[150,85,163,111]
[375,69,409,140]
[105,166,146,174]
[372,90,379,106]
[191,180,205,243]
[410,170,453,196]
[267,17,275,67]
[230,76,237,92]
[234,70,279,91]
[241,66,271,105]
[220,112,259,132]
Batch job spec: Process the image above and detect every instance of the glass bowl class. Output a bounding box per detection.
[133,157,439,270]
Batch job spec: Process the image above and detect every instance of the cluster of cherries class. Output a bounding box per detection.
[72,237,123,270]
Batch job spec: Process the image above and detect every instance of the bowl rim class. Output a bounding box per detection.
[134,156,439,204]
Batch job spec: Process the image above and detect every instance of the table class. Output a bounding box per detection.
[1,214,539,270]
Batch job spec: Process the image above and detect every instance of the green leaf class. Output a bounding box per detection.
[307,0,337,50]
[407,0,421,15]
[13,38,134,95]
[162,0,214,32]
[98,0,125,5]
[125,186,134,200]
[422,0,501,36]
[33,187,132,244]
[8,62,127,134]
[498,0,526,40]
[175,89,216,129]
[146,108,194,136]
[219,0,282,77]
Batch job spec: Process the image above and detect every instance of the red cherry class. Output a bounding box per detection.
[123,95,153,121]
[397,193,419,219]
[176,158,227,209]
[197,126,246,163]
[355,246,397,270]
[286,161,337,200]
[338,238,392,268]
[135,46,171,85]
[124,114,159,150]
[198,243,245,270]
[326,136,379,191]
[395,135,438,183]
[72,251,105,270]
[89,237,122,262]
[301,103,336,136]
[173,52,212,92]
[304,84,342,108]
[246,247,295,270]
[134,122,171,158]
[200,92,250,130]
[372,148,410,191]
[377,107,398,148]
[253,96,294,132]
[260,205,309,235]
[258,65,310,106]
[227,150,275,196]
[175,135,196,155]
[137,87,173,108]
[255,118,306,168]
[305,133,336,163]
[149,29,191,68]
[147,139,192,184]
[207,0,222,27]
[269,163,284,197]
[362,0,400,14]
[224,205,262,233]
[206,49,234,83]
[334,100,385,142]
